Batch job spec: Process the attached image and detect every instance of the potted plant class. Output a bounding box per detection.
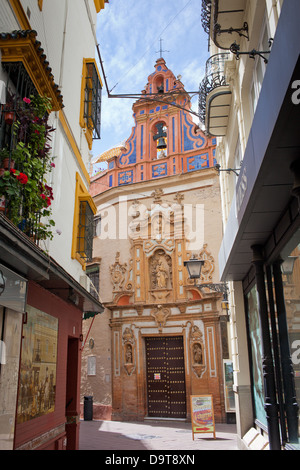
[2,97,15,125]
[0,169,26,223]
[0,148,15,172]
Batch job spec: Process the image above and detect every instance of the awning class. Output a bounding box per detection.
[92,143,127,164]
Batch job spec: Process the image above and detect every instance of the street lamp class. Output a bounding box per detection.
[184,256,229,314]
[184,256,204,279]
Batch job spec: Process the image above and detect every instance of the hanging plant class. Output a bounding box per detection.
[0,95,56,240]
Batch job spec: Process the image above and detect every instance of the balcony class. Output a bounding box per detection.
[201,0,248,50]
[198,53,232,136]
[0,63,56,243]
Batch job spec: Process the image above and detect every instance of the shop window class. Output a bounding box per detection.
[281,238,300,449]
[80,59,102,150]
[245,284,267,429]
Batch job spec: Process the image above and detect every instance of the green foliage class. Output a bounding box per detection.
[0,95,56,240]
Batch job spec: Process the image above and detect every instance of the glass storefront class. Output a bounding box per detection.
[281,230,300,449]
[245,285,268,429]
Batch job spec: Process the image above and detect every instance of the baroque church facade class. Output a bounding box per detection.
[81,58,230,423]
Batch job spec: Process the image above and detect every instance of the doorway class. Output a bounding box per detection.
[65,337,79,450]
[145,336,186,418]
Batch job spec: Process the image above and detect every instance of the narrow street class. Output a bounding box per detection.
[79,419,238,451]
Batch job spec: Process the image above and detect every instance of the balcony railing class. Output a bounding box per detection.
[0,61,56,243]
[198,53,230,126]
[201,0,212,35]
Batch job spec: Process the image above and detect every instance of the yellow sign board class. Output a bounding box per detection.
[190,395,216,440]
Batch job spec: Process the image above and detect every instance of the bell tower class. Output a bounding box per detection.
[90,58,216,194]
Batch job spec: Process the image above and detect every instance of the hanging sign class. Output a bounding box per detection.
[190,395,216,440]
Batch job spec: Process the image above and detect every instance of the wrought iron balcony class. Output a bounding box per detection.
[198,53,231,136]
[201,0,212,35]
[200,0,248,50]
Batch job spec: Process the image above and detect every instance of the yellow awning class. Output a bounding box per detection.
[93,144,127,163]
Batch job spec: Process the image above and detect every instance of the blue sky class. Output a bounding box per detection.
[92,0,209,173]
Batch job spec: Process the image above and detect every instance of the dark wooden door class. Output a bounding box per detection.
[145,336,186,418]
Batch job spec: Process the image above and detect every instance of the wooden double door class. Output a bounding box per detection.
[145,336,186,419]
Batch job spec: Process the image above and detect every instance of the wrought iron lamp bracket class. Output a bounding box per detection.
[214,163,240,176]
[230,38,273,64]
[196,282,229,295]
[215,22,249,41]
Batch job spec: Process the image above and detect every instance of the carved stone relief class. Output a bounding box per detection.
[150,306,171,333]
[110,252,133,293]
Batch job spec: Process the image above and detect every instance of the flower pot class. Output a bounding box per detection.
[2,158,15,170]
[4,111,14,125]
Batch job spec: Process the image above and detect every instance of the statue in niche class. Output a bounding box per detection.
[190,324,206,378]
[193,343,203,365]
[155,257,169,288]
[150,250,172,290]
[122,326,135,376]
[125,344,133,364]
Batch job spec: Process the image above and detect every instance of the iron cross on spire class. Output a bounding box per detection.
[156,38,169,58]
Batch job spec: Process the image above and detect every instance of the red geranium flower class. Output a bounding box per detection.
[23,97,31,104]
[17,173,28,184]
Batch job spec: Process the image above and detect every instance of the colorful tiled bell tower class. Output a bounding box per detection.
[90,58,216,195]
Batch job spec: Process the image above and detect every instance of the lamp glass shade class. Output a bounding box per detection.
[281,256,297,275]
[184,259,204,279]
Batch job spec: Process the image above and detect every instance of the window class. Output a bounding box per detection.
[250,18,271,115]
[87,356,96,376]
[72,173,97,266]
[94,215,101,237]
[80,59,102,150]
[86,264,100,299]
[77,201,94,262]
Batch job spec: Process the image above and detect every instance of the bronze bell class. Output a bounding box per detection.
[156,137,167,149]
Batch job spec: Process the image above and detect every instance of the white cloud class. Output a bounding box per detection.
[93,0,209,155]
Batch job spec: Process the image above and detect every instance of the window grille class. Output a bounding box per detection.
[77,200,94,261]
[86,264,100,299]
[84,62,102,140]
[93,215,101,237]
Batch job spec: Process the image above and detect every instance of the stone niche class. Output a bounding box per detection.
[149,248,173,303]
[122,326,135,376]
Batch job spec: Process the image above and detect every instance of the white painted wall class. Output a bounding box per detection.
[0,0,100,283]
